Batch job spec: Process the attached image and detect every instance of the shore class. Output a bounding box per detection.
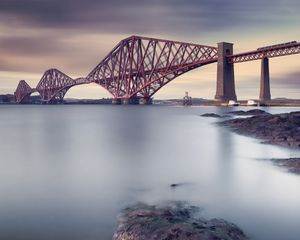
[216,110,300,174]
[113,202,247,240]
[219,110,300,148]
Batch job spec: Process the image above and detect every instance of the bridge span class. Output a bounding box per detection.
[14,36,300,104]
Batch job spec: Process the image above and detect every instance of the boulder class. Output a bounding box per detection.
[113,202,248,240]
[220,111,300,148]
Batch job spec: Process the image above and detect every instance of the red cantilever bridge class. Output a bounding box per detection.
[14,36,300,104]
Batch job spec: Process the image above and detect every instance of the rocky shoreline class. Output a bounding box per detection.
[219,111,300,148]
[267,158,300,174]
[113,202,247,240]
[217,110,300,174]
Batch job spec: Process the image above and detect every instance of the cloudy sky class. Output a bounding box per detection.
[0,0,300,99]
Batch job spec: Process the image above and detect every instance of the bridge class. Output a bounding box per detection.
[14,35,300,104]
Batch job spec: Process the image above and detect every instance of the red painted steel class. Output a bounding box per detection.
[14,36,300,104]
[229,42,300,63]
[36,69,90,102]
[14,80,35,103]
[86,35,218,100]
[14,36,218,103]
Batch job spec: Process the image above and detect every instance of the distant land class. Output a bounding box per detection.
[1,94,300,106]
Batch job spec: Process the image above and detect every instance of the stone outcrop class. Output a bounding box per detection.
[228,109,269,116]
[113,202,247,240]
[270,158,300,174]
[220,111,300,148]
[201,113,223,118]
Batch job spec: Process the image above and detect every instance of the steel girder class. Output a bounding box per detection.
[35,69,74,102]
[14,36,218,103]
[14,36,300,104]
[34,69,90,103]
[87,36,218,100]
[229,42,300,63]
[14,80,34,103]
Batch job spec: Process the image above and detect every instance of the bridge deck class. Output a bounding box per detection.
[228,42,300,63]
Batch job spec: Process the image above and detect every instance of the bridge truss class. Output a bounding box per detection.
[229,42,300,63]
[14,36,300,103]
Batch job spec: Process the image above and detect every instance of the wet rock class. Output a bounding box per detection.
[270,158,300,174]
[201,113,223,118]
[220,111,300,148]
[228,109,269,116]
[170,183,182,188]
[201,113,230,118]
[170,182,194,188]
[113,202,248,240]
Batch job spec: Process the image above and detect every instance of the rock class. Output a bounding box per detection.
[113,202,248,240]
[220,111,300,148]
[247,109,269,115]
[201,113,223,118]
[201,113,230,118]
[170,183,181,188]
[170,182,193,188]
[269,158,300,174]
[229,109,269,116]
[228,110,247,115]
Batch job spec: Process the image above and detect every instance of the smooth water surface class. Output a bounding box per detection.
[0,105,300,240]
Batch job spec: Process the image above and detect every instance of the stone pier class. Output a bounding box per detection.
[215,42,237,101]
[112,98,121,104]
[139,98,152,105]
[112,98,153,105]
[259,57,271,101]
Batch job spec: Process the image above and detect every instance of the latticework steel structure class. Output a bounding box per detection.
[14,80,34,103]
[14,36,218,103]
[87,36,218,101]
[229,42,300,63]
[14,36,300,104]
[36,69,88,102]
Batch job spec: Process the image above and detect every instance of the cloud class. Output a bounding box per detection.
[1,0,300,97]
[0,0,299,34]
[274,71,300,87]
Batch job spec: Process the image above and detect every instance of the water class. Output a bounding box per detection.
[0,105,300,240]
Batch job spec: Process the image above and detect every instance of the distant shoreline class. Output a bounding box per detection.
[2,94,300,106]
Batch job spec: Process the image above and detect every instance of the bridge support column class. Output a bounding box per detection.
[121,98,139,105]
[215,42,237,101]
[259,57,271,101]
[139,98,152,105]
[112,98,121,104]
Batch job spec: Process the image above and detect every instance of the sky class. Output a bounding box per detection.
[0,0,300,99]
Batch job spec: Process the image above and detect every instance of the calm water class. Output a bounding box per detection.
[0,105,300,240]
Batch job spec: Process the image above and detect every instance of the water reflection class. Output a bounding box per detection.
[0,105,299,240]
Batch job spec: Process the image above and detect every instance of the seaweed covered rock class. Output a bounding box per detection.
[270,158,300,174]
[228,109,269,116]
[220,111,300,148]
[201,113,223,118]
[113,202,247,240]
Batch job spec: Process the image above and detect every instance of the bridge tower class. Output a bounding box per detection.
[259,57,271,101]
[215,42,237,101]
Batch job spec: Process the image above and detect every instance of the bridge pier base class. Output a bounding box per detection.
[259,57,271,101]
[215,42,237,101]
[117,98,153,105]
[121,98,139,105]
[139,98,152,105]
[112,98,122,104]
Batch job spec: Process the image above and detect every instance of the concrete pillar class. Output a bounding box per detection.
[139,98,152,105]
[215,42,237,101]
[112,98,121,104]
[123,98,141,104]
[122,99,129,105]
[259,57,271,101]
